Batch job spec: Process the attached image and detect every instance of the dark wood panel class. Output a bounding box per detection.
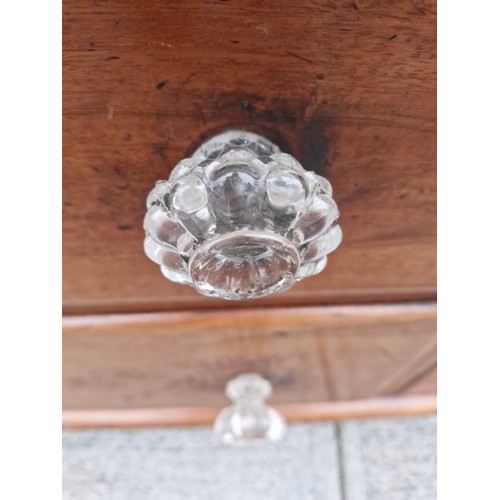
[63,0,436,313]
[63,303,436,411]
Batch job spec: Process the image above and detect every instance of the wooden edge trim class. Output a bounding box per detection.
[63,395,436,429]
[63,288,437,317]
[62,301,437,333]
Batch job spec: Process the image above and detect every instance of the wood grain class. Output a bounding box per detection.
[63,0,436,314]
[63,303,436,411]
[374,336,437,395]
[402,366,437,395]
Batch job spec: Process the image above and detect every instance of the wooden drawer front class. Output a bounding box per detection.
[63,0,436,314]
[63,303,436,418]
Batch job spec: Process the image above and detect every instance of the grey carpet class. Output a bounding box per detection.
[63,422,341,500]
[340,416,437,500]
[63,416,436,500]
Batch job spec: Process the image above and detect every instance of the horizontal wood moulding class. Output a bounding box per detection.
[63,0,436,314]
[63,302,436,416]
[63,395,437,429]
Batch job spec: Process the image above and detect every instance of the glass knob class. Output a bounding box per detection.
[144,130,342,300]
[213,373,287,444]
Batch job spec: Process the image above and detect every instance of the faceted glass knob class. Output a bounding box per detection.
[144,130,342,300]
[213,373,287,445]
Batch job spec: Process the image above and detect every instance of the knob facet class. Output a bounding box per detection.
[144,130,342,300]
[213,373,287,444]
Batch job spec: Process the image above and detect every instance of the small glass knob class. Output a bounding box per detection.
[144,130,342,300]
[213,373,287,445]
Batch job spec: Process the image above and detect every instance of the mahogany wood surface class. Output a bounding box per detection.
[63,303,436,411]
[63,0,436,314]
